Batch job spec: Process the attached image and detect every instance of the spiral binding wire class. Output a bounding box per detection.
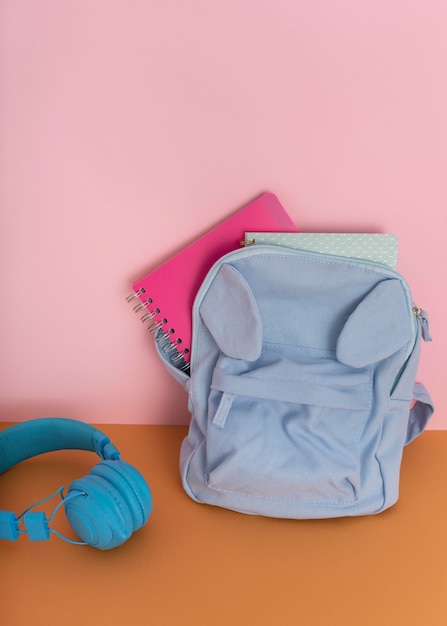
[127,289,190,373]
[125,292,142,303]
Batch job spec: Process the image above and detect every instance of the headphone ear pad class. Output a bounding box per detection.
[64,461,152,550]
[64,461,151,550]
[89,460,152,530]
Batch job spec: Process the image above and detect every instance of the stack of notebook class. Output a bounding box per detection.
[127,193,398,371]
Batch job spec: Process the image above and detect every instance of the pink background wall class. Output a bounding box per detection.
[1,1,445,427]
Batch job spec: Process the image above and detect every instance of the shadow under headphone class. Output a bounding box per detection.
[0,418,152,550]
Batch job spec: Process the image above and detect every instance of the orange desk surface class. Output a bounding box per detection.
[1,425,446,626]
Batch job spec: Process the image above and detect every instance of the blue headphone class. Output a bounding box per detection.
[0,418,152,550]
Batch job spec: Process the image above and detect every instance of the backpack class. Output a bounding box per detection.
[156,245,434,518]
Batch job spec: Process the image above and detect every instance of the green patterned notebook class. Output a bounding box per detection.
[244,233,398,269]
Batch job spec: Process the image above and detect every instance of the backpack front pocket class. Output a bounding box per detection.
[205,345,373,506]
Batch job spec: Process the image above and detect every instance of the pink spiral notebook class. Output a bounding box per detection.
[127,192,297,369]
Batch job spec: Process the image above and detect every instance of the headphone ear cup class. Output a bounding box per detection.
[89,460,152,530]
[64,472,135,550]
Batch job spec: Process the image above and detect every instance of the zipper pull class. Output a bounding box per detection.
[412,305,432,342]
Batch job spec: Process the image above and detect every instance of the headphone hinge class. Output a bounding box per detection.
[93,431,121,461]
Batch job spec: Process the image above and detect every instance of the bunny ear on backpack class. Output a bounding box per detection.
[199,263,263,362]
[336,279,413,368]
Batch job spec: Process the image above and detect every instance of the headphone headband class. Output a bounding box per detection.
[0,418,120,475]
[0,418,152,549]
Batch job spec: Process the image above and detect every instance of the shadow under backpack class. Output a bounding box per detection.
[156,245,434,519]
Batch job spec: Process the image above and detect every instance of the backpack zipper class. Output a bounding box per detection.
[412,305,432,342]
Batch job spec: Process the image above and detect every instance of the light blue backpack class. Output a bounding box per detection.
[157,245,433,518]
